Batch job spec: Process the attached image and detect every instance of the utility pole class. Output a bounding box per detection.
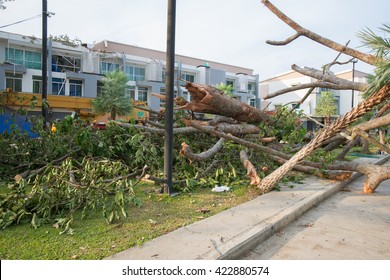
[42,0,48,128]
[164,0,176,195]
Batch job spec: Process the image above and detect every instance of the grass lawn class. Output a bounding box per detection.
[0,182,262,260]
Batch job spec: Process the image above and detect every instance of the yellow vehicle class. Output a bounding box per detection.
[1,90,149,121]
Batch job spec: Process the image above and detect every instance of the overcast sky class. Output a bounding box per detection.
[1,0,389,79]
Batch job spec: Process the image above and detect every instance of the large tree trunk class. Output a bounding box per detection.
[179,82,272,124]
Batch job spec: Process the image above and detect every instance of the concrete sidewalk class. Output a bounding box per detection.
[242,158,390,259]
[106,154,390,260]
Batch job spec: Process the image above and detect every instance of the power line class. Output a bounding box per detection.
[0,13,41,29]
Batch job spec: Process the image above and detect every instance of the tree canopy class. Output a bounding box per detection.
[314,91,338,125]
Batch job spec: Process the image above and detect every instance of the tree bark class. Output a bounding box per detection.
[291,65,368,92]
[265,82,362,100]
[272,155,352,181]
[117,121,260,136]
[240,149,261,185]
[354,164,390,193]
[182,119,261,135]
[261,0,382,65]
[352,114,390,132]
[336,137,361,160]
[180,82,273,124]
[180,139,225,163]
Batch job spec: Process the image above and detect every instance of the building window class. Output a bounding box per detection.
[52,78,65,95]
[226,79,235,88]
[97,80,104,96]
[124,65,145,81]
[181,73,195,83]
[32,76,42,94]
[5,72,23,92]
[137,87,148,103]
[52,55,81,72]
[134,67,145,81]
[69,79,83,97]
[100,62,119,74]
[249,98,256,107]
[25,51,42,69]
[248,83,255,94]
[6,48,42,70]
[126,86,136,100]
[162,69,166,82]
[334,96,340,115]
[291,103,300,109]
[159,87,166,108]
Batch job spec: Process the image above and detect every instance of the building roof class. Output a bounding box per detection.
[92,40,254,75]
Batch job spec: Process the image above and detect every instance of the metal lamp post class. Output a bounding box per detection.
[164,0,176,195]
[42,0,48,128]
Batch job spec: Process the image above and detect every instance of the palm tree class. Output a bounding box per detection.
[92,71,132,120]
[357,24,390,98]
[216,82,234,96]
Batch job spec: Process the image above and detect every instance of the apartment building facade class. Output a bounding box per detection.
[0,31,260,118]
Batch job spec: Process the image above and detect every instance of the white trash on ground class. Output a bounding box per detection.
[211,185,230,192]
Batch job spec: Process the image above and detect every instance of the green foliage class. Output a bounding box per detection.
[357,24,390,60]
[92,71,132,120]
[49,34,82,47]
[357,24,390,99]
[314,91,337,125]
[0,157,139,231]
[215,83,234,96]
[264,105,307,145]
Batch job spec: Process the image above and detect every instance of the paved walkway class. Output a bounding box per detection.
[241,159,390,259]
[106,155,389,260]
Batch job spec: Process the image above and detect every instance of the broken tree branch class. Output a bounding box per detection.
[355,164,390,193]
[261,0,381,65]
[272,155,352,181]
[265,81,354,100]
[266,32,302,46]
[352,113,390,133]
[292,64,368,92]
[180,138,226,163]
[240,149,261,185]
[182,119,260,135]
[352,128,390,154]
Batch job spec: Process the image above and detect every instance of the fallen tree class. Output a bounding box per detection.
[257,0,390,193]
[1,0,390,233]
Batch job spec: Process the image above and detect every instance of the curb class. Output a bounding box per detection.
[214,154,390,260]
